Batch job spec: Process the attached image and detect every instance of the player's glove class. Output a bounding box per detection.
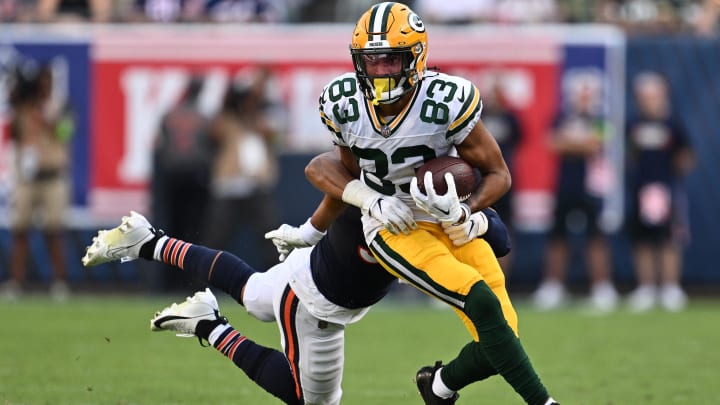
[364,195,416,235]
[410,172,470,225]
[264,218,326,262]
[342,179,416,235]
[442,210,489,246]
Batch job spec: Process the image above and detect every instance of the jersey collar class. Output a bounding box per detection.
[364,83,422,138]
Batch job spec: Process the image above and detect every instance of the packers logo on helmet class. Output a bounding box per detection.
[350,2,428,105]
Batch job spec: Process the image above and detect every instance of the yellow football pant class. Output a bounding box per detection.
[369,222,518,341]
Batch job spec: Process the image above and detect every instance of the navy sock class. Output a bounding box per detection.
[213,327,302,405]
[156,238,256,304]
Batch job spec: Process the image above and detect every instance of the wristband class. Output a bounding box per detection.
[342,179,381,210]
[299,217,326,245]
[452,204,471,226]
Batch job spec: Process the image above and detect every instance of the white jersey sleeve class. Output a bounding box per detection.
[319,72,360,148]
[442,73,483,145]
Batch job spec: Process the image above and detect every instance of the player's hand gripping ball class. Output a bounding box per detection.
[414,156,477,201]
[410,156,478,224]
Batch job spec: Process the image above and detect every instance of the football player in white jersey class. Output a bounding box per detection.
[273,2,559,404]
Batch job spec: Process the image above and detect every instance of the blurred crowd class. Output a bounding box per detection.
[147,67,285,291]
[0,63,286,299]
[0,0,718,36]
[0,1,703,310]
[529,69,695,314]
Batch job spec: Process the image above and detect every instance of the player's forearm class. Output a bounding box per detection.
[304,150,365,232]
[305,150,356,200]
[466,171,511,213]
[309,195,347,232]
[458,121,512,212]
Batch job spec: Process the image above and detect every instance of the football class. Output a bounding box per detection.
[415,155,478,201]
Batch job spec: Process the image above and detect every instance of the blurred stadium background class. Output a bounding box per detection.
[1,22,719,294]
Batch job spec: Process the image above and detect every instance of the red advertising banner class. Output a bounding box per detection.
[90,26,562,219]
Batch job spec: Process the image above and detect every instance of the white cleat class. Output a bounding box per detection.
[82,211,159,267]
[150,288,224,337]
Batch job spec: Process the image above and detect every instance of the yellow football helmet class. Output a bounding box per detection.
[350,2,428,104]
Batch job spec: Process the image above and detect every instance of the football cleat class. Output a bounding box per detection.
[415,361,459,404]
[150,288,226,338]
[82,211,161,266]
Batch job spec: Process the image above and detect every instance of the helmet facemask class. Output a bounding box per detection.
[351,45,422,105]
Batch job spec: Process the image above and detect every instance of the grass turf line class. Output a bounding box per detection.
[1,295,719,404]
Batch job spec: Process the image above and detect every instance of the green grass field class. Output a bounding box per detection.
[1,294,719,404]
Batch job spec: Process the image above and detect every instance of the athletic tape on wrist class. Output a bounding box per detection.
[341,179,382,210]
[299,217,326,245]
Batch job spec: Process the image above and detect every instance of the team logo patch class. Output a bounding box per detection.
[408,12,425,33]
[358,246,379,264]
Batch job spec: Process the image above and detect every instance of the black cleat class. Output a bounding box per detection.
[415,361,459,404]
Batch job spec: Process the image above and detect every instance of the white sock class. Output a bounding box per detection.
[544,397,558,405]
[431,368,456,399]
[207,324,232,346]
[152,236,169,261]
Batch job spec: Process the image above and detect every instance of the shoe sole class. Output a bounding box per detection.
[151,313,215,336]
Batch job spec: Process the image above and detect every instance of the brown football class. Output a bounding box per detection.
[415,156,478,201]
